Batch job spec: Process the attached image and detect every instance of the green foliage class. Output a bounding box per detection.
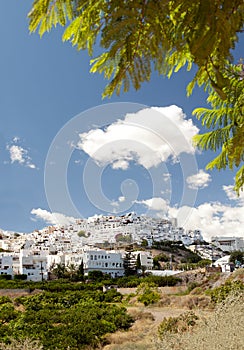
[137,282,160,306]
[13,274,27,281]
[77,230,87,237]
[152,240,186,252]
[182,251,202,264]
[75,260,84,281]
[0,296,12,305]
[115,233,132,243]
[193,62,244,194]
[158,311,198,338]
[28,1,244,192]
[88,270,104,281]
[136,253,142,270]
[104,288,123,303]
[229,250,244,265]
[153,253,169,269]
[0,302,19,324]
[140,239,148,247]
[0,289,133,349]
[0,274,12,281]
[28,0,244,98]
[51,263,69,279]
[112,275,181,288]
[186,282,199,293]
[208,280,244,304]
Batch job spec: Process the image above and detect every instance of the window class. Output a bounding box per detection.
[90,255,93,260]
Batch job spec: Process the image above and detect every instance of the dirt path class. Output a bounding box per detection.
[127,305,189,323]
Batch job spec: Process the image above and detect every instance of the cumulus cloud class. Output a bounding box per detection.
[110,195,127,208]
[135,186,244,241]
[168,201,244,241]
[77,105,199,169]
[31,208,76,226]
[137,197,169,212]
[186,170,211,189]
[7,139,36,169]
[223,185,244,204]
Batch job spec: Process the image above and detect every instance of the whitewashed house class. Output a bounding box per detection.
[19,249,48,281]
[213,255,234,272]
[212,236,244,252]
[0,253,13,277]
[82,248,124,277]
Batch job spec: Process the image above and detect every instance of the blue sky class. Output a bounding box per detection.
[0,1,243,241]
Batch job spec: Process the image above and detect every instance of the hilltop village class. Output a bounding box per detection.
[0,213,243,281]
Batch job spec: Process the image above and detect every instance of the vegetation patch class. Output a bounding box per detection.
[0,287,133,349]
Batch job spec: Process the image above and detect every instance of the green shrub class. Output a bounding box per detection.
[208,280,244,304]
[14,274,27,281]
[1,289,134,349]
[0,274,12,280]
[104,288,123,302]
[158,311,198,338]
[0,303,19,323]
[137,282,160,306]
[0,296,12,305]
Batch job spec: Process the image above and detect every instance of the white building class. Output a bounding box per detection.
[82,248,124,277]
[213,255,234,272]
[212,236,244,252]
[0,254,13,277]
[131,251,153,270]
[19,249,48,281]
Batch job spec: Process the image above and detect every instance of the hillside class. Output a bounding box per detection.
[102,268,244,350]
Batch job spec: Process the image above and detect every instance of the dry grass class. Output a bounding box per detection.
[103,317,156,350]
[0,339,43,350]
[103,291,243,350]
[154,291,244,350]
[101,271,244,350]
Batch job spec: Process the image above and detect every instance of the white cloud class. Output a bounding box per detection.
[138,197,169,212]
[77,105,199,169]
[31,208,76,226]
[168,201,244,241]
[112,159,130,170]
[7,139,36,169]
[162,173,171,182]
[223,185,244,204]
[135,186,244,241]
[186,170,211,189]
[12,136,20,143]
[110,195,126,208]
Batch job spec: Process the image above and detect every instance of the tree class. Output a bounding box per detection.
[51,263,68,279]
[136,282,160,306]
[66,263,77,280]
[76,260,84,281]
[87,270,104,281]
[229,250,244,265]
[28,1,244,192]
[136,253,141,271]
